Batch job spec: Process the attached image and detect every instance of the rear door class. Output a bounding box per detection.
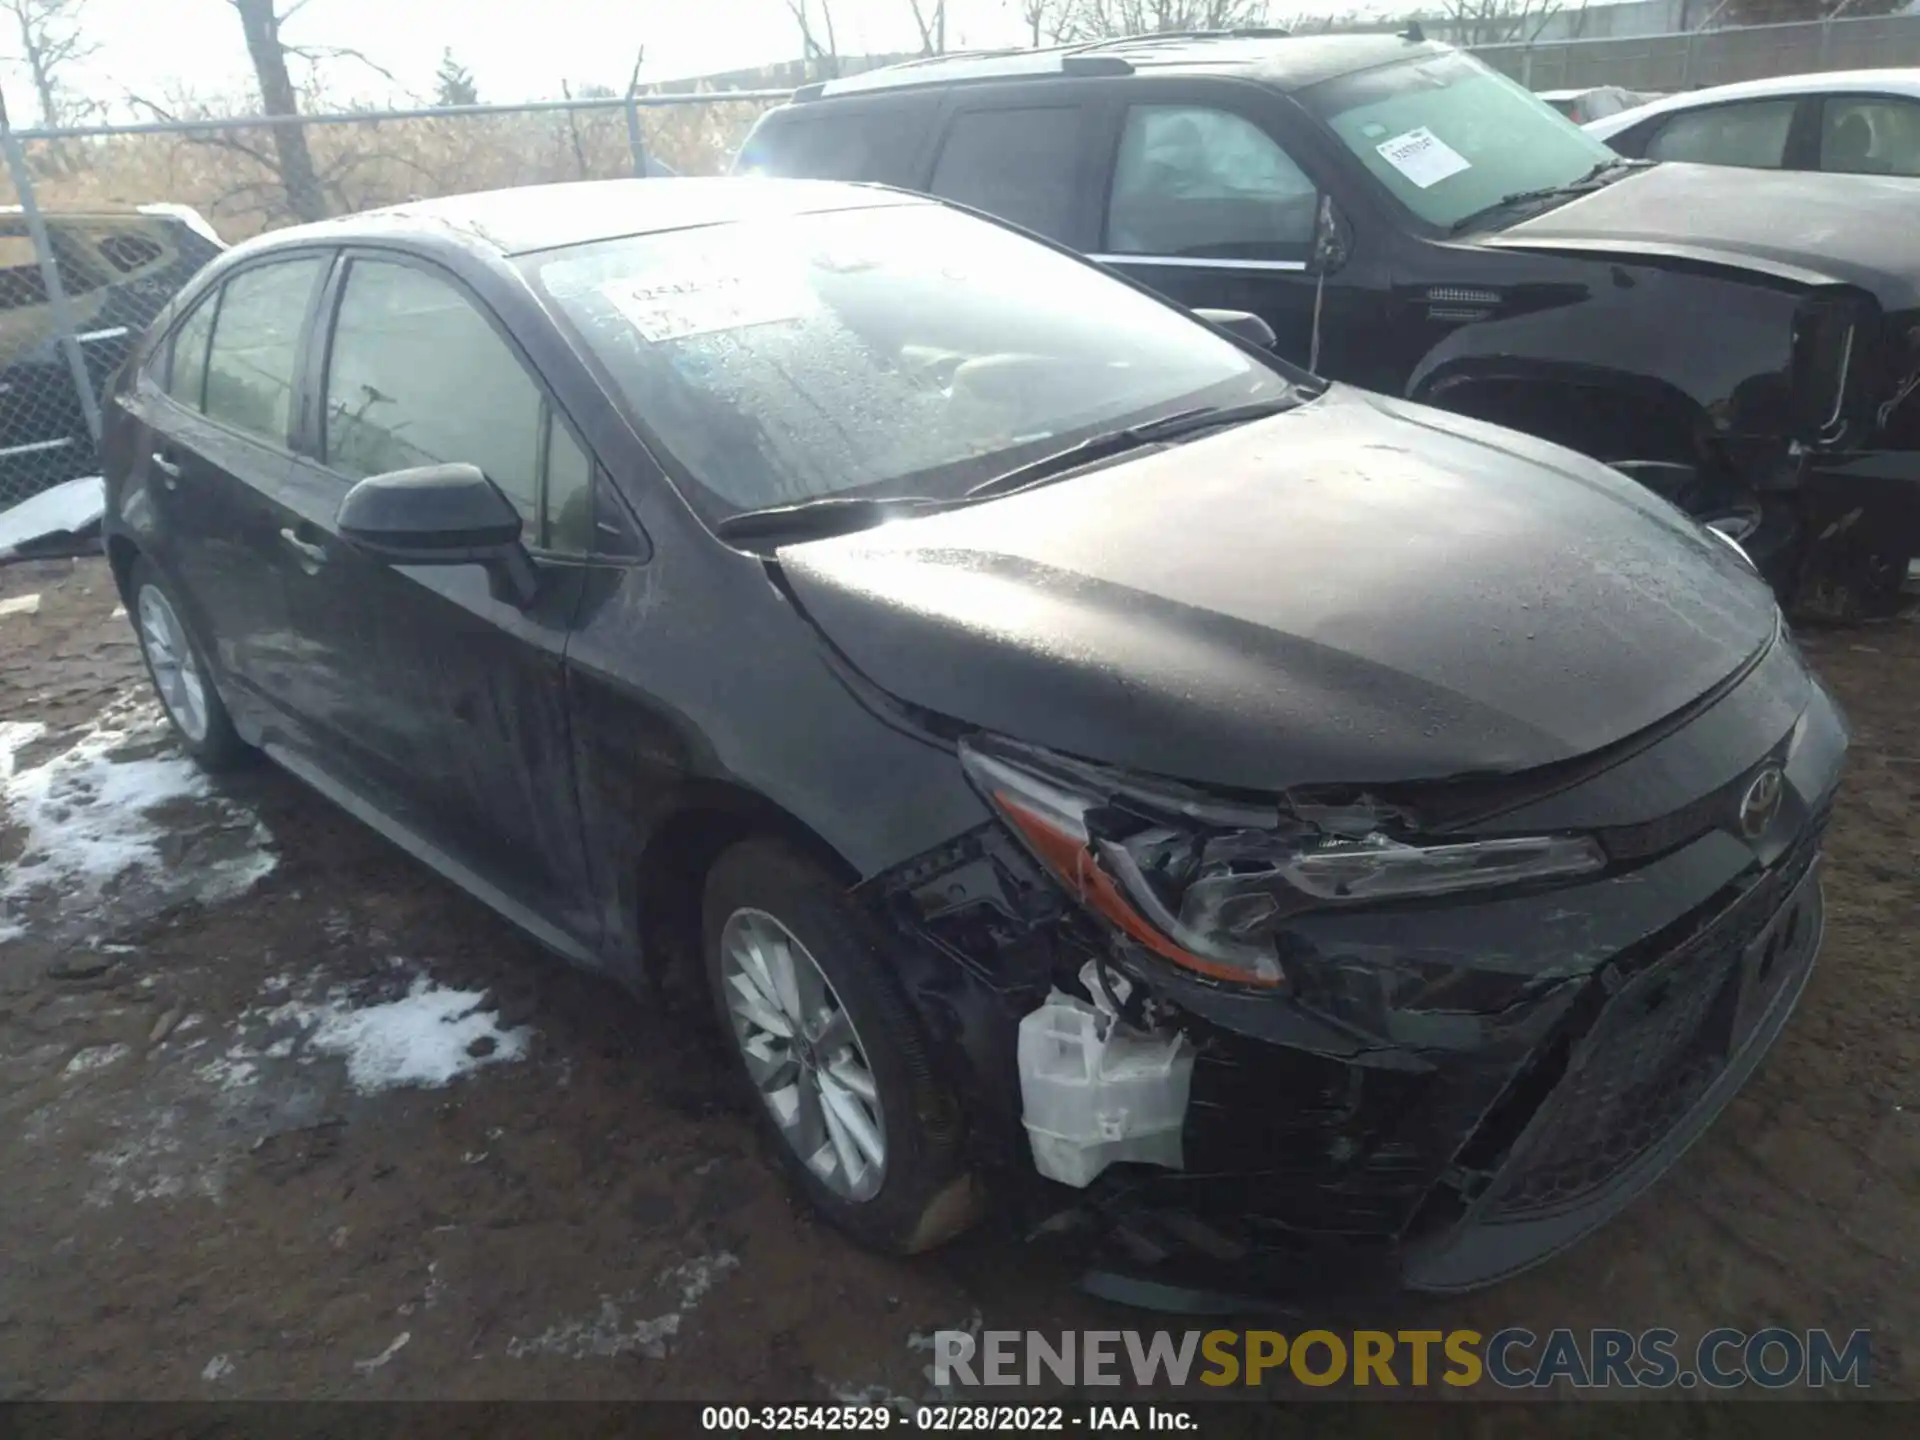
[920,92,1104,247]
[282,250,599,941]
[121,254,329,731]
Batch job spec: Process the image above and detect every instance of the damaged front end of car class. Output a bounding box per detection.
[853,683,1844,1305]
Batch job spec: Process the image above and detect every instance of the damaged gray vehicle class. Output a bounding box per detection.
[101,178,1848,1303]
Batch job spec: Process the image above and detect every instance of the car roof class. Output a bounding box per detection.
[237,177,923,259]
[798,32,1446,103]
[1585,67,1920,139]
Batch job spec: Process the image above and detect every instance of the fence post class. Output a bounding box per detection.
[0,96,102,450]
[1521,44,1534,88]
[624,94,650,178]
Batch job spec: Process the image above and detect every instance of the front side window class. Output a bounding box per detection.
[928,106,1083,241]
[529,201,1295,522]
[1819,96,1920,177]
[1644,99,1797,169]
[323,259,542,528]
[1302,50,1619,230]
[1107,105,1319,260]
[202,256,324,446]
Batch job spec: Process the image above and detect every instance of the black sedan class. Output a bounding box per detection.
[100,177,1847,1301]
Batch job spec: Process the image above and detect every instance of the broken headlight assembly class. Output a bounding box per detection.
[960,738,1606,990]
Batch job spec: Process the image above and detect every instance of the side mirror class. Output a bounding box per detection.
[1308,195,1352,277]
[1194,308,1278,350]
[335,462,537,607]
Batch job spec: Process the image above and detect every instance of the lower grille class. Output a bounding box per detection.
[1478,820,1826,1222]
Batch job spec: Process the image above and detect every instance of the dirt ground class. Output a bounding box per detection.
[1,554,1916,1407]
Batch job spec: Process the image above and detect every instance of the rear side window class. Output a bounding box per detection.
[1644,99,1797,169]
[165,294,218,408]
[736,108,929,184]
[928,106,1083,242]
[1106,105,1319,261]
[1819,95,1920,177]
[203,256,324,446]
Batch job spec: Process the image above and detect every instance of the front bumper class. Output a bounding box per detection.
[865,622,1849,1305]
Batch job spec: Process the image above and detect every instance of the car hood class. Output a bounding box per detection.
[1483,162,1920,310]
[774,385,1780,794]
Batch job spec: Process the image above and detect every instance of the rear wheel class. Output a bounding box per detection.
[128,557,250,770]
[703,838,982,1255]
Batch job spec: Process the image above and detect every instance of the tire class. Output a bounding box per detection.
[127,556,251,771]
[703,837,983,1255]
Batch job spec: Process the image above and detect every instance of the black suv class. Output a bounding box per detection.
[735,32,1920,619]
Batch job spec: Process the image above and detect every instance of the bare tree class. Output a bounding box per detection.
[905,0,946,54]
[785,0,840,80]
[1050,0,1273,40]
[1018,0,1072,44]
[1434,0,1564,46]
[2,0,98,129]
[228,0,325,221]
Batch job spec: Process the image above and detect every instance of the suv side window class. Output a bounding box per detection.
[1106,106,1319,262]
[737,107,931,185]
[324,256,593,552]
[203,256,325,446]
[928,106,1083,242]
[1643,99,1797,169]
[163,291,218,408]
[1819,95,1920,177]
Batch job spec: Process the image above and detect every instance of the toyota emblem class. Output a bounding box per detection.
[1738,766,1785,840]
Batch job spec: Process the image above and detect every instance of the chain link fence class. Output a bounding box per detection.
[0,89,786,513]
[1474,13,1920,92]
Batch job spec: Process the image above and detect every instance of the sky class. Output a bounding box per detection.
[0,0,1411,125]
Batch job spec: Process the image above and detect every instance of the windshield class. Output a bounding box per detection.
[1300,51,1622,231]
[529,202,1293,520]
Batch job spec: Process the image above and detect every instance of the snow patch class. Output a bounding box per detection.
[291,975,530,1093]
[201,1355,234,1383]
[505,1253,739,1361]
[0,698,276,940]
[353,1332,411,1375]
[0,592,41,618]
[64,1042,131,1077]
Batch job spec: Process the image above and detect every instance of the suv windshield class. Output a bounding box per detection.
[1300,50,1622,231]
[529,202,1295,520]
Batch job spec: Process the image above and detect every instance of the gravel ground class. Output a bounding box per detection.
[2,555,1916,1407]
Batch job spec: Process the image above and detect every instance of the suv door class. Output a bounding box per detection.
[1088,94,1327,366]
[120,254,328,733]
[286,250,599,943]
[921,96,1101,246]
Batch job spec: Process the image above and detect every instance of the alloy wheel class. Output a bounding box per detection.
[720,907,887,1202]
[136,584,210,744]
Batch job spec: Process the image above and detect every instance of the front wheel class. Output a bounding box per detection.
[703,838,982,1255]
[128,557,250,770]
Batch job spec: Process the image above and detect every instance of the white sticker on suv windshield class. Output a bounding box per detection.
[602,273,813,343]
[1375,127,1471,189]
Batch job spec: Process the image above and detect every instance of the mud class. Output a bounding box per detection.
[1,556,1915,1403]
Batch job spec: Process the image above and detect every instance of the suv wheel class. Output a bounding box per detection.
[703,838,982,1254]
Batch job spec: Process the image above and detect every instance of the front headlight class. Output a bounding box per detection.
[961,739,1606,990]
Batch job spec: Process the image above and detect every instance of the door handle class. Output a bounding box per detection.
[279,527,329,567]
[151,451,181,487]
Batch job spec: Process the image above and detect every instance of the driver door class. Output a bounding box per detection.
[280,252,598,941]
[1088,94,1326,366]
